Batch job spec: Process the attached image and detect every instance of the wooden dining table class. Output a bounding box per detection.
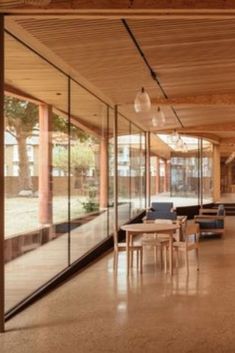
[121,223,179,276]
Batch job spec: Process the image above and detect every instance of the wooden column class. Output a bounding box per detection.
[155,156,159,194]
[145,132,151,207]
[0,14,4,333]
[99,136,108,209]
[213,145,221,202]
[39,104,53,225]
[114,105,118,234]
[163,159,168,192]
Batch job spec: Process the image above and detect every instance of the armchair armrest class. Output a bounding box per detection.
[199,208,218,215]
[194,215,224,220]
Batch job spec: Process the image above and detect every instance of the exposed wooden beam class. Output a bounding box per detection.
[5,83,105,139]
[177,122,235,132]
[158,131,220,144]
[3,0,235,11]
[220,137,235,144]
[4,11,235,20]
[179,132,220,143]
[5,83,43,105]
[152,94,235,106]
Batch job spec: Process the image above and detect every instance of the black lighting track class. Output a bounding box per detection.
[121,19,184,129]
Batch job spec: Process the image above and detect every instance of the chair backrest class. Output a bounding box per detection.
[146,210,177,221]
[216,204,225,228]
[184,223,200,243]
[151,202,174,212]
[154,219,173,224]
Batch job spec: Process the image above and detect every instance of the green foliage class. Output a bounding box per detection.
[53,141,96,174]
[4,96,39,137]
[81,199,99,213]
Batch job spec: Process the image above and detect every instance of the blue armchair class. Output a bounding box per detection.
[145,202,176,221]
[194,204,225,237]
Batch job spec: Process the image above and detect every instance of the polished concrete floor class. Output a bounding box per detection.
[1,217,235,352]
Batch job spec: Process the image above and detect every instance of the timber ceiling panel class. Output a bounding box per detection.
[129,19,235,97]
[12,17,182,132]
[5,17,235,153]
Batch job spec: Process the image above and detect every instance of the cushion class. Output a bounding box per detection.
[146,210,177,221]
[151,202,173,212]
[197,220,217,229]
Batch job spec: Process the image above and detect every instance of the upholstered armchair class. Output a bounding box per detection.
[194,205,225,237]
[145,202,176,221]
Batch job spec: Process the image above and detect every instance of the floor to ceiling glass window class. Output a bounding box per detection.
[117,115,131,226]
[150,133,214,207]
[3,30,147,314]
[130,126,146,217]
[202,139,213,203]
[70,81,109,262]
[4,32,69,311]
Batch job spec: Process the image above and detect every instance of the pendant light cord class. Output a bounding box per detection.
[122,19,184,128]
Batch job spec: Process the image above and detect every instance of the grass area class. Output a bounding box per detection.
[5,196,89,238]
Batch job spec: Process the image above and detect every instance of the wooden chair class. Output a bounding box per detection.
[113,231,143,272]
[141,219,172,272]
[173,222,200,273]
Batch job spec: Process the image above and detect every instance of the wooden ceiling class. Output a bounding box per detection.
[4,14,235,156]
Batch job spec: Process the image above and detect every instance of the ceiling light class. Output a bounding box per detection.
[176,137,184,150]
[134,87,151,113]
[152,106,166,128]
[169,130,179,144]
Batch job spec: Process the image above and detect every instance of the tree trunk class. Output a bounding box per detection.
[17,135,32,191]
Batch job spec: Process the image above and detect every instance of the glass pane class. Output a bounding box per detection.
[70,81,108,263]
[202,139,213,203]
[117,115,131,226]
[130,125,144,217]
[4,32,69,311]
[151,133,200,207]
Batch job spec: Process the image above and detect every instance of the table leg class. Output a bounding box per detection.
[169,234,173,276]
[126,231,130,276]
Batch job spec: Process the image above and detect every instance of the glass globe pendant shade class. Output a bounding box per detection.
[183,143,188,153]
[176,137,184,150]
[134,87,151,113]
[170,130,179,144]
[152,107,166,128]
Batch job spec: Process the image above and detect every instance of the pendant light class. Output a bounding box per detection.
[169,130,179,144]
[134,87,151,113]
[176,137,184,150]
[152,106,166,128]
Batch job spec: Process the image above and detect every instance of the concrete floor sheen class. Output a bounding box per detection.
[2,218,235,352]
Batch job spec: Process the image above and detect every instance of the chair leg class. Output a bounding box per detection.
[164,246,167,273]
[154,246,158,265]
[196,248,199,271]
[160,245,163,270]
[130,235,133,267]
[140,249,143,273]
[136,250,139,268]
[175,248,179,268]
[185,250,189,274]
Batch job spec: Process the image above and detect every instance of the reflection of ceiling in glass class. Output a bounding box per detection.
[157,134,199,151]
